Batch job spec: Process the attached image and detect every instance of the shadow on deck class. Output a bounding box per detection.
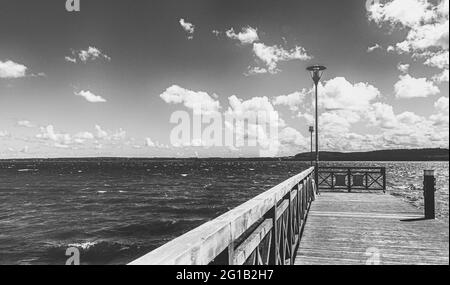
[294,192,449,265]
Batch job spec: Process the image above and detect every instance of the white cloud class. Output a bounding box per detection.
[368,0,435,28]
[75,90,107,103]
[95,125,108,139]
[272,91,307,111]
[368,0,449,78]
[398,20,449,51]
[145,138,155,147]
[0,60,27,79]
[111,128,126,141]
[66,46,111,63]
[74,131,95,144]
[226,26,259,45]
[279,127,306,147]
[366,102,399,129]
[387,45,396,52]
[36,125,71,145]
[17,120,34,128]
[252,43,311,73]
[78,46,111,62]
[160,85,221,114]
[226,95,282,126]
[179,18,195,40]
[432,69,449,82]
[64,56,77,63]
[367,44,382,52]
[394,74,440,98]
[397,63,410,73]
[245,66,268,76]
[430,96,450,126]
[424,51,449,68]
[0,130,9,137]
[319,77,380,111]
[435,96,449,113]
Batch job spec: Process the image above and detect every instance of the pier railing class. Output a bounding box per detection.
[129,167,316,265]
[318,167,386,192]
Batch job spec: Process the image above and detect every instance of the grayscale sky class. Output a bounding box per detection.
[0,0,448,158]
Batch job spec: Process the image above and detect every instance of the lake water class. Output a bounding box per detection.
[0,159,448,264]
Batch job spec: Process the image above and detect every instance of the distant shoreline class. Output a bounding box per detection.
[0,148,448,162]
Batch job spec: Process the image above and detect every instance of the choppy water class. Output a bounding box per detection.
[0,159,448,265]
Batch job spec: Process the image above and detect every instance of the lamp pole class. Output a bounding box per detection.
[309,126,314,166]
[306,65,326,189]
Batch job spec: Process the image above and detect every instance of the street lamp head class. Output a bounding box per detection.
[309,126,314,133]
[306,65,327,85]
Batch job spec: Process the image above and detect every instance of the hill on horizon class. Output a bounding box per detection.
[294,148,449,161]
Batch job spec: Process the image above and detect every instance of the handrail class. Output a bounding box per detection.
[129,167,316,265]
[318,166,386,192]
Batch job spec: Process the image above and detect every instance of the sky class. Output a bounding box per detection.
[0,0,448,158]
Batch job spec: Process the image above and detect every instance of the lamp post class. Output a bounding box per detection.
[309,126,314,166]
[306,65,326,189]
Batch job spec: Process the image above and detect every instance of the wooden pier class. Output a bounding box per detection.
[294,192,449,265]
[129,167,449,265]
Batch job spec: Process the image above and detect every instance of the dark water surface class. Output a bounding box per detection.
[0,159,448,264]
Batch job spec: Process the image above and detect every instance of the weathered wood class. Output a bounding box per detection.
[129,167,315,265]
[232,219,273,265]
[295,192,449,265]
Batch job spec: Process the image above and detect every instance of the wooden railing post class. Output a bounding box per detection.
[382,167,386,192]
[347,168,352,192]
[287,192,293,265]
[227,242,235,265]
[423,170,436,220]
[269,204,278,265]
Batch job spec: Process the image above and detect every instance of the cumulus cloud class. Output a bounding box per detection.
[424,50,449,68]
[394,74,440,98]
[368,0,449,79]
[74,90,107,103]
[368,0,435,28]
[0,130,9,137]
[226,95,282,126]
[179,18,195,40]
[397,63,410,73]
[95,125,108,139]
[65,46,111,63]
[367,44,382,52]
[226,26,259,45]
[17,120,34,128]
[430,96,450,125]
[145,138,155,147]
[36,125,72,146]
[432,69,449,82]
[252,43,311,74]
[272,91,307,111]
[0,60,27,79]
[245,66,269,76]
[160,85,221,114]
[319,77,380,111]
[366,102,399,129]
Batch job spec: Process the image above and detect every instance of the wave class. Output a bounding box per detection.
[44,239,145,264]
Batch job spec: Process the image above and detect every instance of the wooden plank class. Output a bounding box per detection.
[295,192,449,265]
[276,200,289,220]
[232,219,273,265]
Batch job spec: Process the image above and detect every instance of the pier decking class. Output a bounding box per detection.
[130,167,449,265]
[295,192,449,265]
